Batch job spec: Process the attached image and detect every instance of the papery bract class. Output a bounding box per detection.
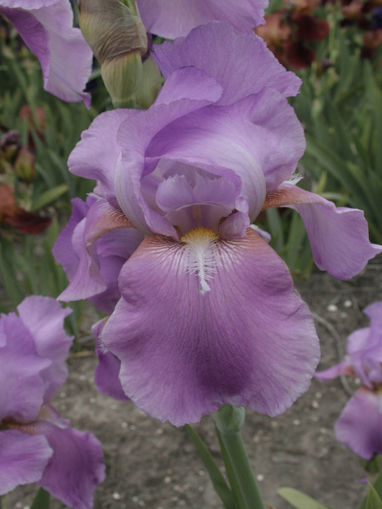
[0,0,92,105]
[0,296,105,507]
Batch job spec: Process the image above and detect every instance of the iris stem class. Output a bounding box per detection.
[213,406,265,509]
[185,425,236,509]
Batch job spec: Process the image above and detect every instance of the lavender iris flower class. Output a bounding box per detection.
[317,302,382,460]
[0,296,105,508]
[0,0,92,105]
[54,24,381,426]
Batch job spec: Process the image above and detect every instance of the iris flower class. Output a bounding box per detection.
[0,0,92,104]
[54,23,381,426]
[0,296,105,508]
[316,302,382,460]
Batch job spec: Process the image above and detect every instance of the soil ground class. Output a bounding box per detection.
[7,256,382,509]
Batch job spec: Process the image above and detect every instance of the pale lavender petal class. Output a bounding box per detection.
[17,296,72,401]
[1,0,92,105]
[144,91,305,218]
[138,0,266,38]
[154,22,301,104]
[335,388,382,459]
[93,320,129,401]
[0,314,50,422]
[0,430,52,495]
[37,420,105,509]
[68,111,136,201]
[102,229,319,426]
[364,301,382,324]
[54,197,139,308]
[263,183,382,279]
[315,361,350,382]
[115,68,223,236]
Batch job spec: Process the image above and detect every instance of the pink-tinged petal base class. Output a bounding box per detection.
[37,419,105,509]
[315,360,351,382]
[0,430,52,495]
[102,229,319,426]
[263,183,382,279]
[335,388,382,459]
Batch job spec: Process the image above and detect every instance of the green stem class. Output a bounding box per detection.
[213,406,265,509]
[185,425,236,509]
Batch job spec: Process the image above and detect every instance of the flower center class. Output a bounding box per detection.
[180,227,219,294]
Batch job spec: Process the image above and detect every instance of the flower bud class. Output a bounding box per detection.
[14,147,36,182]
[79,0,148,107]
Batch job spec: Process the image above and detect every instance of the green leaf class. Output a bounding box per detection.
[31,487,50,509]
[278,487,330,509]
[31,184,68,211]
[185,425,236,509]
[361,483,382,509]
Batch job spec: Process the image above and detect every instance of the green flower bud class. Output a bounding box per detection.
[79,0,148,108]
[14,147,36,182]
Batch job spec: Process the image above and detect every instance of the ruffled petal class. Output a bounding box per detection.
[115,67,223,236]
[54,197,139,307]
[16,296,72,401]
[0,430,52,495]
[0,314,50,422]
[144,90,305,215]
[93,320,129,401]
[335,388,382,459]
[263,183,382,279]
[101,229,319,426]
[36,419,105,509]
[68,111,136,201]
[154,22,301,104]
[1,0,92,105]
[138,0,266,38]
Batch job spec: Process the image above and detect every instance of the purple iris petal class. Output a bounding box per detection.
[16,296,72,401]
[0,313,50,422]
[68,110,138,204]
[0,430,53,495]
[335,388,382,460]
[36,418,105,509]
[315,360,351,382]
[0,0,92,105]
[93,320,129,401]
[101,229,319,426]
[53,196,142,312]
[154,22,301,104]
[138,0,267,38]
[263,183,382,279]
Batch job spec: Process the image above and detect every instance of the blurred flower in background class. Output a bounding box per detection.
[317,302,382,460]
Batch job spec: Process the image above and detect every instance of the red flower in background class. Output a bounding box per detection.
[0,184,51,234]
[256,0,329,68]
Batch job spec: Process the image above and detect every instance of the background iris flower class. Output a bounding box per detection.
[0,296,105,508]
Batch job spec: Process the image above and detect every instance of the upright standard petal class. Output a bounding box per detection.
[0,313,50,422]
[262,183,382,279]
[154,22,301,104]
[138,0,266,39]
[0,0,92,105]
[101,229,319,426]
[0,430,52,495]
[335,388,382,459]
[16,296,72,401]
[37,420,105,509]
